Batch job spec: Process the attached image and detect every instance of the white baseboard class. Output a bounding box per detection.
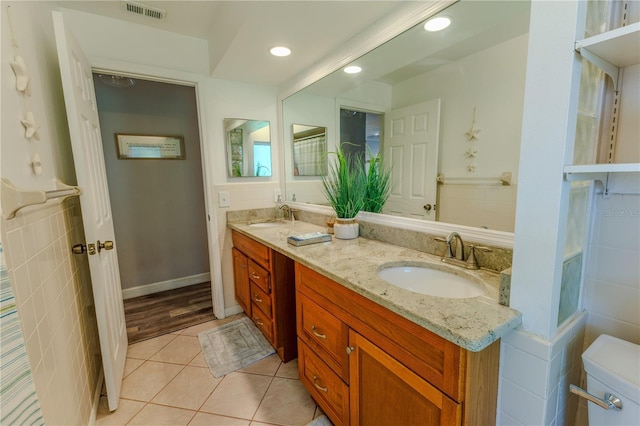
[122,273,211,300]
[224,304,244,318]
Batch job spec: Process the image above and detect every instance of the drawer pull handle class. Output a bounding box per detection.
[311,325,327,340]
[254,317,264,326]
[313,375,328,393]
[251,273,260,280]
[346,346,355,355]
[241,264,246,269]
[253,294,263,303]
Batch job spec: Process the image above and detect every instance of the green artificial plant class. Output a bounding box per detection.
[321,143,366,219]
[363,149,392,213]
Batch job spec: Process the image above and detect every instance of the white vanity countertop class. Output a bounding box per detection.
[229,220,522,352]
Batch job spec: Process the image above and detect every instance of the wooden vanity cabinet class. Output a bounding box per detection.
[295,262,500,426]
[231,230,297,362]
[231,248,250,313]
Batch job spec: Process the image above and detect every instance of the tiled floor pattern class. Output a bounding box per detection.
[96,314,323,425]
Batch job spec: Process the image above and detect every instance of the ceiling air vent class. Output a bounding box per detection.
[122,1,166,21]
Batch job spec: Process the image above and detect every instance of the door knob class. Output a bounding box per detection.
[72,243,97,255]
[72,244,86,255]
[97,240,114,253]
[423,204,432,211]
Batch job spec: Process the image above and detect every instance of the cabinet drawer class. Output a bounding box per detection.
[299,340,349,426]
[248,260,270,294]
[250,282,272,318]
[232,231,270,269]
[251,303,273,343]
[297,292,349,381]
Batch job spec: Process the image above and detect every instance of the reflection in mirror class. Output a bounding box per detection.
[292,124,327,176]
[282,1,530,232]
[225,118,271,177]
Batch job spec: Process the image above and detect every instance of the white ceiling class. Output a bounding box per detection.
[56,0,411,87]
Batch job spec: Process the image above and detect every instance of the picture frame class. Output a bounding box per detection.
[115,134,185,159]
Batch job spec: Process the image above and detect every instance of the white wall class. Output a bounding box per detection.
[392,33,528,183]
[206,78,280,313]
[60,8,209,75]
[1,2,102,423]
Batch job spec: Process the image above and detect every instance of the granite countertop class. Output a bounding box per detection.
[229,219,522,352]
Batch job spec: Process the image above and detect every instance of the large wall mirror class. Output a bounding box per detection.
[282,1,531,232]
[292,124,327,176]
[225,118,272,177]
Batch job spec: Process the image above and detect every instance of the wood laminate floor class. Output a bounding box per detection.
[124,282,216,344]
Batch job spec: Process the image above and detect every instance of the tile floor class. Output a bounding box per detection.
[96,314,323,425]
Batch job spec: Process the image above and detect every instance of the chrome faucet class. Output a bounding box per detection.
[445,232,465,260]
[434,232,492,270]
[279,204,293,220]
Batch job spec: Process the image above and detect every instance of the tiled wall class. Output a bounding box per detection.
[498,311,586,425]
[437,184,517,233]
[1,200,102,425]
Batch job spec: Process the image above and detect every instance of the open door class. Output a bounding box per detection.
[52,11,127,411]
[383,99,441,220]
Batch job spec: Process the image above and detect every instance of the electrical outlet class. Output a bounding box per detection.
[218,191,231,207]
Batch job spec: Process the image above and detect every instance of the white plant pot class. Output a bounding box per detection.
[334,218,359,240]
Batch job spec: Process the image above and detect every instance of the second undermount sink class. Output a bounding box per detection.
[248,221,286,228]
[377,264,486,299]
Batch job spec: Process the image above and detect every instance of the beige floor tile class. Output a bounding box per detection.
[150,334,202,364]
[238,353,281,376]
[189,412,251,425]
[127,334,177,360]
[189,351,209,368]
[275,359,299,379]
[123,358,145,378]
[120,360,184,402]
[128,403,195,425]
[95,397,145,425]
[200,372,273,419]
[152,365,222,410]
[253,377,316,425]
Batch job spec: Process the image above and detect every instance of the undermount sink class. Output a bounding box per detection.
[377,264,485,299]
[248,221,285,228]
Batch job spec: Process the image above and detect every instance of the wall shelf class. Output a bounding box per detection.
[575,22,640,89]
[564,163,640,195]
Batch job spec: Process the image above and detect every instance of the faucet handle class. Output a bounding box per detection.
[434,236,454,258]
[466,244,493,269]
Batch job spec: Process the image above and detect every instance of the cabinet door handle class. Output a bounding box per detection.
[251,272,260,280]
[241,264,246,270]
[346,346,355,355]
[313,375,328,393]
[311,325,327,340]
[254,317,264,326]
[253,294,263,303]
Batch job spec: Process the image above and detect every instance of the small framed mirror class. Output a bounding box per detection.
[225,118,272,177]
[292,124,327,176]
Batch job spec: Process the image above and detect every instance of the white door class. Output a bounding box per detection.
[53,11,127,411]
[383,99,441,220]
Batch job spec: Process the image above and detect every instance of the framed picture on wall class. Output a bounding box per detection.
[115,134,185,159]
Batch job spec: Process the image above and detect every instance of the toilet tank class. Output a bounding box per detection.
[583,334,640,425]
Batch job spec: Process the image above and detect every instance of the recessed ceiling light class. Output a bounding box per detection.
[424,16,451,32]
[344,65,362,74]
[270,46,291,57]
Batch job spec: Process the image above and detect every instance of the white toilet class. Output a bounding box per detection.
[577,334,640,425]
